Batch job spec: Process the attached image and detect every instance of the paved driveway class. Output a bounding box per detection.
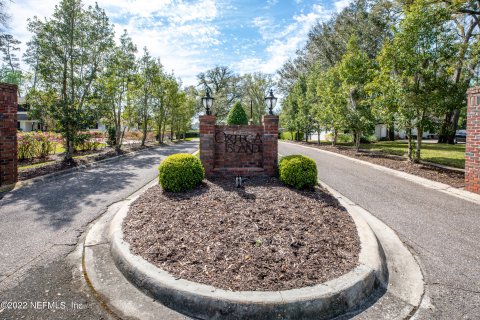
[0,141,198,319]
[279,141,480,319]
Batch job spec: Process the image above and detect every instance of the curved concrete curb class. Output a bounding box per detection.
[109,189,388,320]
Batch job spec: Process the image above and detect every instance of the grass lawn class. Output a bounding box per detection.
[361,141,465,169]
[19,161,55,170]
[300,139,466,169]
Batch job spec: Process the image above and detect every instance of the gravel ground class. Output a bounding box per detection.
[290,142,465,188]
[123,177,360,292]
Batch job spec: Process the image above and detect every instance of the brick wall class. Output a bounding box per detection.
[200,115,279,178]
[466,87,480,194]
[0,83,18,186]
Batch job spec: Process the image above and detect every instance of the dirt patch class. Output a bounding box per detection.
[123,177,360,291]
[292,142,465,189]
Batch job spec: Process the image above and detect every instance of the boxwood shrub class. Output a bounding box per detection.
[279,155,317,190]
[158,153,205,192]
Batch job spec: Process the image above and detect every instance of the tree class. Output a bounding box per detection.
[239,72,273,124]
[130,47,157,146]
[197,66,240,120]
[25,0,114,160]
[375,1,458,161]
[337,37,376,151]
[226,101,249,125]
[98,30,137,152]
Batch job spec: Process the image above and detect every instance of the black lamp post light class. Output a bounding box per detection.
[265,89,278,115]
[202,87,214,115]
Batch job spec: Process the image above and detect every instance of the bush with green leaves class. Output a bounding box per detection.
[279,155,318,189]
[158,153,205,192]
[226,101,249,125]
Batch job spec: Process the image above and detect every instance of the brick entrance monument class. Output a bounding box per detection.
[200,115,279,177]
[0,83,18,187]
[466,86,480,194]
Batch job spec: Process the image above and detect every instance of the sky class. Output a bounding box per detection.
[6,0,352,87]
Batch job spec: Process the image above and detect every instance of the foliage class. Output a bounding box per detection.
[106,126,116,147]
[197,66,240,119]
[239,72,273,124]
[226,101,249,125]
[25,0,115,160]
[279,155,318,190]
[17,131,62,160]
[158,153,205,192]
[74,131,104,151]
[279,131,304,141]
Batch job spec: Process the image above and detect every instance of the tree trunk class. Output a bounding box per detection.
[317,125,321,144]
[355,131,361,152]
[447,109,460,144]
[407,128,413,161]
[415,125,423,163]
[141,122,147,147]
[332,128,338,147]
[388,123,395,141]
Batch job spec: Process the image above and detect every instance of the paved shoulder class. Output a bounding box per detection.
[279,141,480,319]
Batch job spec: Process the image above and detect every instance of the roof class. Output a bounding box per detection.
[17,114,29,121]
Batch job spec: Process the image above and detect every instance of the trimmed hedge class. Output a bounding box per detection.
[279,155,317,190]
[158,153,205,192]
[226,101,249,125]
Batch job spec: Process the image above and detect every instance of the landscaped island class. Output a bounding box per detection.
[122,177,360,291]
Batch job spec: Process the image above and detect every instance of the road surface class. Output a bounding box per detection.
[279,141,480,319]
[0,141,198,320]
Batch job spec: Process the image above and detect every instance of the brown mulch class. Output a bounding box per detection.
[123,177,360,292]
[18,142,159,181]
[293,142,465,189]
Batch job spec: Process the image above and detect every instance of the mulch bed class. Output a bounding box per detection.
[123,177,360,291]
[18,142,159,181]
[294,142,465,189]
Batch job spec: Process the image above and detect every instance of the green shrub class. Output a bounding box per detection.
[360,135,377,144]
[280,131,304,141]
[158,153,205,192]
[279,155,317,189]
[226,102,248,125]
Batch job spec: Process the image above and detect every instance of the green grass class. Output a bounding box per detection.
[184,137,199,141]
[361,141,465,169]
[304,139,465,168]
[19,161,55,171]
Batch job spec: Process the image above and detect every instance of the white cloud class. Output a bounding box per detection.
[251,3,331,73]
[7,0,221,86]
[334,0,353,12]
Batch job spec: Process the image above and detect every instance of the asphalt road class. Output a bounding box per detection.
[279,141,480,319]
[0,141,198,320]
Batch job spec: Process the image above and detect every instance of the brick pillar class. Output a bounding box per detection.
[262,115,279,176]
[0,83,18,187]
[199,115,216,178]
[466,87,480,194]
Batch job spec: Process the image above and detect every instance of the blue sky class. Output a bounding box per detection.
[8,0,351,86]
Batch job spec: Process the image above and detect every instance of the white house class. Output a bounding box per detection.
[17,97,41,132]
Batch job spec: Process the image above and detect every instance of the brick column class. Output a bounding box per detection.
[262,115,279,176]
[0,83,18,187]
[466,87,480,194]
[199,115,216,178]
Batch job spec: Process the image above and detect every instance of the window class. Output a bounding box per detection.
[17,121,20,129]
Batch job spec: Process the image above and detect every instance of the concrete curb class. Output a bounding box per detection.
[108,187,388,320]
[280,141,480,205]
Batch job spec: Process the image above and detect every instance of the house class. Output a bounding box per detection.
[17,97,41,132]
